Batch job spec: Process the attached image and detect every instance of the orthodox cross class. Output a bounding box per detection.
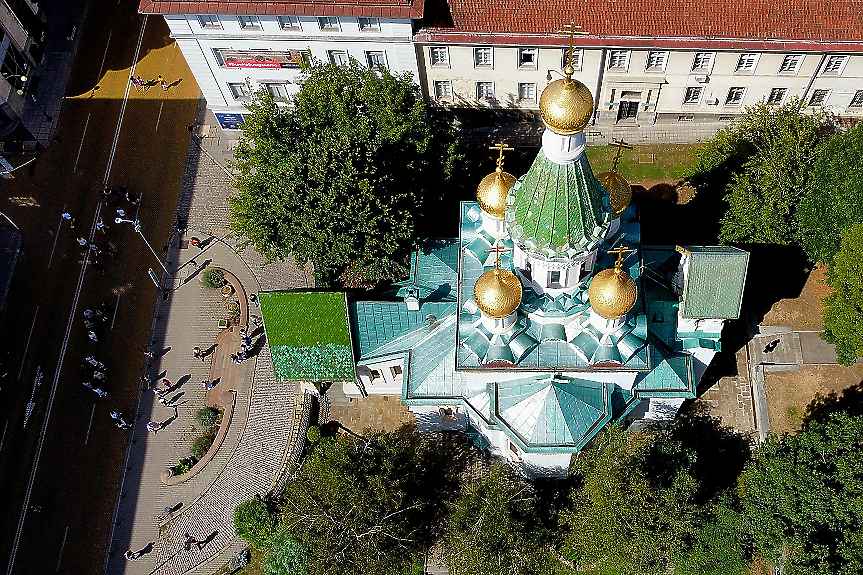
[607,245,636,270]
[489,142,514,173]
[484,245,512,268]
[554,22,589,72]
[607,139,633,172]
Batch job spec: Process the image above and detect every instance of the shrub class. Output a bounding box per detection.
[306,425,321,444]
[234,498,276,550]
[171,456,198,476]
[191,429,216,459]
[197,406,221,427]
[226,300,240,320]
[203,268,225,288]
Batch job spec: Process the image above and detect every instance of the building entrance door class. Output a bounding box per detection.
[617,100,639,122]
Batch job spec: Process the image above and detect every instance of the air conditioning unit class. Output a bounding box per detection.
[695,75,709,83]
[705,97,719,105]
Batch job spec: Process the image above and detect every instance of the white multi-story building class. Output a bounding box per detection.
[415,0,863,126]
[139,0,423,129]
[0,0,46,141]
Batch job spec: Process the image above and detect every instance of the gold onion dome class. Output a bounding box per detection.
[539,65,594,136]
[473,267,523,319]
[596,171,632,219]
[588,258,638,320]
[477,167,517,220]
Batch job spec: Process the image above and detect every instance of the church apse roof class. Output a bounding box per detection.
[678,246,749,320]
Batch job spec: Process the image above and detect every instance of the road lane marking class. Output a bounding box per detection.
[5,204,100,575]
[155,101,163,132]
[111,292,120,329]
[97,31,112,82]
[18,306,39,380]
[55,526,68,571]
[84,404,95,445]
[0,420,7,451]
[72,113,91,173]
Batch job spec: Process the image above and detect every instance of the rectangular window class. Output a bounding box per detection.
[678,115,694,121]
[237,15,260,29]
[476,81,494,100]
[328,50,349,66]
[474,47,493,67]
[549,270,561,286]
[228,82,250,100]
[509,441,520,457]
[278,16,300,30]
[429,46,449,67]
[518,47,538,69]
[390,364,403,379]
[197,15,222,29]
[767,87,787,105]
[561,48,582,70]
[850,90,863,108]
[779,54,802,73]
[823,55,848,74]
[365,51,386,70]
[608,50,629,69]
[518,82,536,102]
[683,86,703,104]
[645,51,667,70]
[358,17,379,31]
[433,80,452,101]
[735,53,759,72]
[265,83,290,102]
[318,16,339,30]
[725,87,746,105]
[809,89,829,106]
[369,369,382,382]
[691,52,714,71]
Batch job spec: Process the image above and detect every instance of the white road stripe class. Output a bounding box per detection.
[72,113,91,173]
[17,306,39,380]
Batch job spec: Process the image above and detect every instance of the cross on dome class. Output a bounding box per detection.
[484,245,512,268]
[607,139,633,173]
[607,245,636,271]
[554,22,589,77]
[489,142,514,174]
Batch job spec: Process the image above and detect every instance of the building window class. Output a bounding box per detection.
[369,369,382,383]
[767,88,787,105]
[678,115,694,121]
[358,17,379,31]
[850,90,863,108]
[645,51,668,70]
[390,364,403,379]
[518,82,536,102]
[725,87,746,106]
[366,51,386,70]
[476,81,495,100]
[278,16,300,30]
[518,47,538,69]
[228,82,250,100]
[683,86,703,104]
[823,55,848,74]
[608,50,629,69]
[508,440,520,457]
[779,54,802,73]
[561,48,582,70]
[809,89,829,106]
[735,53,759,72]
[548,270,562,287]
[237,15,260,29]
[318,16,339,30]
[328,50,349,66]
[197,15,222,29]
[264,83,290,102]
[433,80,452,101]
[474,47,493,68]
[429,46,449,67]
[691,52,714,72]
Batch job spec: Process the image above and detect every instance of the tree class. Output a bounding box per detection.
[444,464,554,575]
[229,59,464,287]
[234,498,277,550]
[263,529,308,575]
[738,412,863,575]
[820,222,863,365]
[278,428,441,575]
[796,122,863,264]
[686,100,836,246]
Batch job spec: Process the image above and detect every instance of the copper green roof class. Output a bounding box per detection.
[504,150,612,259]
[679,246,749,320]
[259,291,355,382]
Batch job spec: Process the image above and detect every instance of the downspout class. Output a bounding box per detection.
[592,48,607,125]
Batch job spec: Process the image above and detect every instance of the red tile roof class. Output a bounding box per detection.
[417,0,863,49]
[139,0,424,19]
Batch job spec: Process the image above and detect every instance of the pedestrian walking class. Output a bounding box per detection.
[124,550,139,561]
[141,374,153,388]
[189,236,201,248]
[93,388,107,397]
[203,380,213,390]
[147,421,161,433]
[189,259,199,271]
[93,371,106,380]
[242,336,252,347]
[154,388,167,405]
[87,331,98,342]
[183,533,200,551]
[84,309,93,318]
[144,348,155,359]
[162,378,172,389]
[86,356,105,369]
[61,212,75,228]
[193,346,204,361]
[249,293,259,307]
[231,353,239,364]
[89,243,101,255]
[116,208,126,218]
[110,411,122,420]
[76,237,88,250]
[96,217,107,233]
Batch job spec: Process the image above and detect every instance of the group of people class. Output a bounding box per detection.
[230,327,255,364]
[81,302,111,343]
[130,74,170,92]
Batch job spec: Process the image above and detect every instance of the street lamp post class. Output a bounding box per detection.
[115,217,170,276]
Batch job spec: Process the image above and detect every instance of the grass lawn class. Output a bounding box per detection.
[584,143,699,184]
[259,291,351,348]
[213,547,265,575]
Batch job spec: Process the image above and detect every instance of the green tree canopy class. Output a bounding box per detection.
[738,412,863,575]
[820,222,863,365]
[263,528,308,575]
[444,464,555,575]
[229,60,463,287]
[234,498,277,550]
[796,122,863,264]
[686,100,836,246]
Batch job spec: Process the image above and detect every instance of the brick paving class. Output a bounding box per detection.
[700,346,756,435]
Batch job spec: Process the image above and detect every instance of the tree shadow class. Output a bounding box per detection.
[803,380,863,425]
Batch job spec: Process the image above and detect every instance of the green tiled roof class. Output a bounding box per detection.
[390,238,459,302]
[259,291,355,382]
[350,301,457,360]
[634,338,696,398]
[680,246,749,320]
[505,150,612,258]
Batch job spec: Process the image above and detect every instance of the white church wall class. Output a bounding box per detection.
[357,357,404,395]
[519,451,573,479]
[628,397,685,422]
[689,347,717,383]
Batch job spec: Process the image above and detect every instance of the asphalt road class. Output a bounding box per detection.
[0,1,200,573]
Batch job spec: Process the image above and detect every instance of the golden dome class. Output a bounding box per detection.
[588,264,638,320]
[539,71,594,136]
[596,171,632,219]
[477,167,517,220]
[473,267,522,319]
